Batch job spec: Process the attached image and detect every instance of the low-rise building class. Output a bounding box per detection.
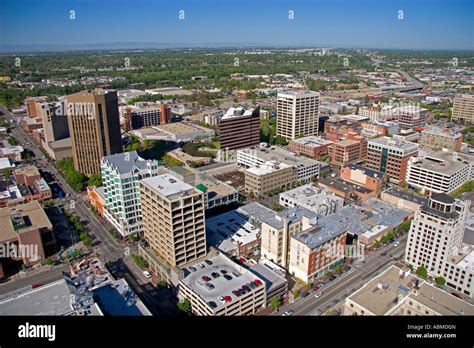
[361,121,399,137]
[380,188,428,213]
[249,259,288,303]
[340,164,386,195]
[244,161,296,196]
[344,265,474,316]
[279,184,343,215]
[330,138,367,166]
[288,136,333,159]
[406,150,473,194]
[0,201,56,278]
[237,146,322,182]
[289,223,347,283]
[178,252,266,316]
[0,146,24,162]
[87,186,106,218]
[195,173,239,210]
[420,127,463,152]
[318,177,376,201]
[394,106,428,129]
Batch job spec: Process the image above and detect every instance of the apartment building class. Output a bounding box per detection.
[406,151,473,194]
[140,174,206,267]
[288,136,333,159]
[340,164,386,194]
[244,161,296,196]
[405,194,473,297]
[178,252,266,316]
[260,207,318,268]
[219,107,260,151]
[289,224,347,283]
[358,104,396,122]
[344,265,474,315]
[276,91,320,140]
[101,151,160,237]
[394,106,428,129]
[122,103,171,131]
[361,121,399,137]
[452,94,474,125]
[330,138,367,166]
[420,127,463,152]
[66,89,122,175]
[237,146,322,182]
[366,137,419,185]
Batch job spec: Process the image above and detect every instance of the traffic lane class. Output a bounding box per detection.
[0,264,70,295]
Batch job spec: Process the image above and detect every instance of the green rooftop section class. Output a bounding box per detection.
[196,183,208,192]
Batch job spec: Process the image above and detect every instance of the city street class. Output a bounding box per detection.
[273,235,408,316]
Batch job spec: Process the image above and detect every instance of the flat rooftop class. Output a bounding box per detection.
[245,160,292,176]
[239,146,322,167]
[265,205,318,230]
[237,202,277,224]
[222,107,255,120]
[0,200,52,243]
[196,173,237,198]
[13,165,40,178]
[422,127,462,138]
[348,265,474,315]
[409,150,473,175]
[206,210,260,254]
[368,136,419,151]
[157,122,214,135]
[383,188,429,206]
[280,184,344,214]
[141,174,196,198]
[346,164,384,179]
[290,136,333,147]
[181,253,264,310]
[319,177,372,194]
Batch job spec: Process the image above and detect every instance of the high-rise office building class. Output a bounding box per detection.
[66,89,122,175]
[405,194,473,297]
[101,151,160,238]
[452,94,474,125]
[140,174,206,267]
[219,107,260,150]
[366,137,419,185]
[276,91,320,140]
[40,99,70,143]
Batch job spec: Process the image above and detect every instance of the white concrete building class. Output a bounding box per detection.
[236,146,321,182]
[405,194,474,297]
[279,184,344,216]
[406,150,474,194]
[276,90,320,140]
[101,151,160,237]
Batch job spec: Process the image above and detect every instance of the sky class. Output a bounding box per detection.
[0,0,473,50]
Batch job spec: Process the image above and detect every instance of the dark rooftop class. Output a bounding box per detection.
[347,163,384,179]
[430,193,456,205]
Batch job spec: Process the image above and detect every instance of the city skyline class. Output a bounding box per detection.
[1,0,473,51]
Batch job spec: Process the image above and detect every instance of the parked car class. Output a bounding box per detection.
[218,296,226,304]
[315,292,322,298]
[242,285,251,292]
[254,279,263,287]
[302,292,310,298]
[204,260,213,265]
[232,290,241,297]
[224,296,232,303]
[143,271,152,279]
[247,282,257,289]
[223,274,233,281]
[329,275,336,281]
[211,272,220,279]
[208,301,217,308]
[281,310,294,316]
[393,242,400,247]
[313,310,322,316]
[202,276,211,282]
[220,270,228,274]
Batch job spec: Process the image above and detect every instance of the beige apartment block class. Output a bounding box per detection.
[452,94,474,125]
[140,174,206,267]
[420,127,463,152]
[244,161,296,196]
[66,89,122,175]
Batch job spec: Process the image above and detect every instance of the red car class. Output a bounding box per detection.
[254,279,263,287]
[202,276,211,282]
[224,296,232,303]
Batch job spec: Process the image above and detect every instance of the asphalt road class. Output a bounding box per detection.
[274,235,407,316]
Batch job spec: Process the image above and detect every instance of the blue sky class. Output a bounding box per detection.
[1,0,473,49]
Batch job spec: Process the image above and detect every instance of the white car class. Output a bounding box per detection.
[218,296,226,304]
[143,271,152,279]
[315,292,322,298]
[393,242,400,247]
